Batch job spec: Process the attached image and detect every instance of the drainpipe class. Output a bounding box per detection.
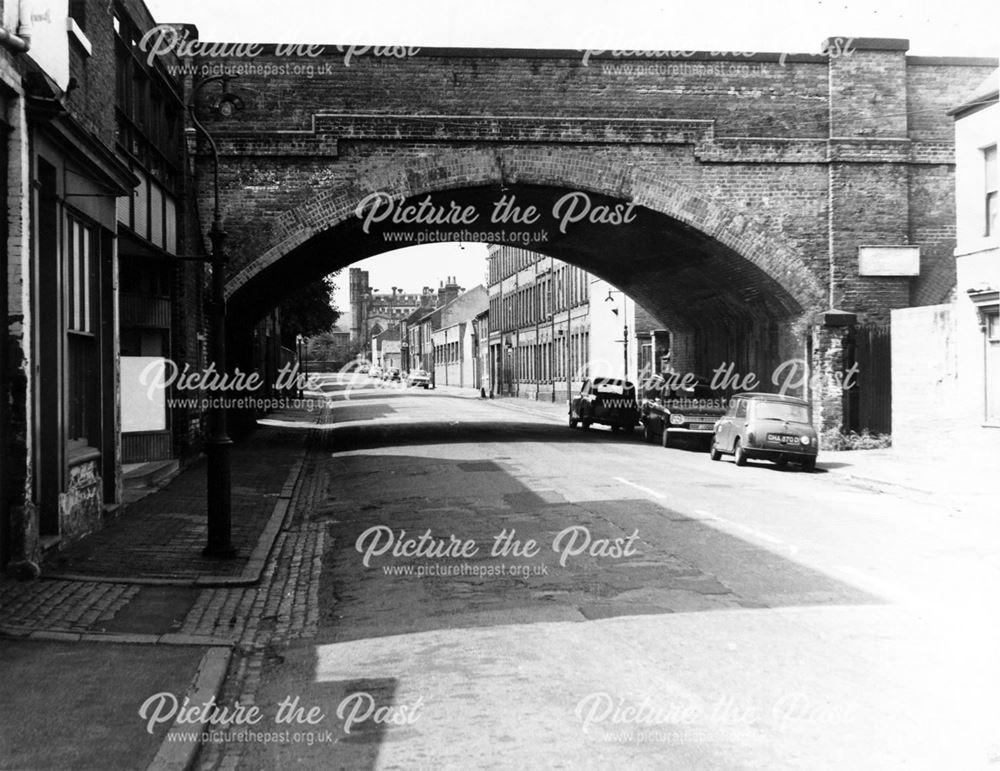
[0,26,31,52]
[0,2,32,53]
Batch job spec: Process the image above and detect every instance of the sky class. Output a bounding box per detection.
[144,0,998,314]
[145,0,997,56]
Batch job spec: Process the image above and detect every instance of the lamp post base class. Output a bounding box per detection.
[202,544,238,559]
[203,436,237,559]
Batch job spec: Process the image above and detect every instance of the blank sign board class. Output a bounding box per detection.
[858,246,920,276]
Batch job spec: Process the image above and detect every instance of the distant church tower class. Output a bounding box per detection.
[349,267,369,343]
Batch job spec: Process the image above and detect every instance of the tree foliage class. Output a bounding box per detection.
[279,274,340,347]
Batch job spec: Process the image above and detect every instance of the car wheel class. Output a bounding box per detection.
[709,440,722,461]
[621,424,633,435]
[610,425,620,433]
[734,439,747,466]
[581,421,591,430]
[642,422,653,442]
[661,428,671,448]
[569,415,578,428]
[801,457,816,472]
[775,457,788,468]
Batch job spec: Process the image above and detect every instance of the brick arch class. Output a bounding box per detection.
[224,147,826,312]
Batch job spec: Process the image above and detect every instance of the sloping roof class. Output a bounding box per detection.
[949,68,999,118]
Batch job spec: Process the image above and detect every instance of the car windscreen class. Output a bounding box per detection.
[593,385,636,401]
[664,384,717,403]
[754,401,810,423]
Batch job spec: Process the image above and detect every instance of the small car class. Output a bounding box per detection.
[369,365,384,379]
[357,362,371,374]
[569,378,638,433]
[386,367,402,382]
[640,375,727,448]
[406,369,431,388]
[710,392,818,471]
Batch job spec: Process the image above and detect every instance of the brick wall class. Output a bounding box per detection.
[172,40,995,434]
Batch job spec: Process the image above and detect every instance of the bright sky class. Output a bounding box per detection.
[146,0,997,56]
[144,0,998,313]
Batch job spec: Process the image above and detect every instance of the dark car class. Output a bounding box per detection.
[569,378,638,433]
[386,367,402,382]
[710,392,818,471]
[640,376,728,448]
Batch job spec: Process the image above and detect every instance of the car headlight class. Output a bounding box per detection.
[800,436,811,446]
[669,414,685,425]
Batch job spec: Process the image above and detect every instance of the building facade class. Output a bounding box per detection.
[952,69,999,433]
[431,286,487,389]
[487,245,668,402]
[349,266,443,360]
[0,0,216,571]
[892,69,999,453]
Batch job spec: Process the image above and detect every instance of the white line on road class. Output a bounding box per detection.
[696,509,790,548]
[835,565,918,605]
[613,477,667,499]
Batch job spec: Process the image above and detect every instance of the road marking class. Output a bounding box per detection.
[836,565,917,605]
[613,477,667,499]
[696,509,788,547]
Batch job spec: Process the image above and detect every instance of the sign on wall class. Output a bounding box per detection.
[858,246,920,277]
[122,357,167,432]
[23,0,70,91]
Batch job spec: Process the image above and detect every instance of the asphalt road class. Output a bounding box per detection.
[243,378,1000,770]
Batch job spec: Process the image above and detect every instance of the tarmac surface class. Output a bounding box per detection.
[0,384,996,770]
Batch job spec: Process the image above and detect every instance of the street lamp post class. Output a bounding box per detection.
[605,289,629,382]
[188,75,241,559]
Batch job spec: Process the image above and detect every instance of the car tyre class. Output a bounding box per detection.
[581,420,591,430]
[709,440,722,461]
[801,457,816,472]
[734,439,748,466]
[569,415,578,428]
[642,422,653,442]
[610,425,620,433]
[622,424,634,435]
[661,427,671,448]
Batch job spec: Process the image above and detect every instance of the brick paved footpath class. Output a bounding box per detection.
[0,405,330,770]
[44,419,308,582]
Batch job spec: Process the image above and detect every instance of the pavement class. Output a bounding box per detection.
[0,405,324,771]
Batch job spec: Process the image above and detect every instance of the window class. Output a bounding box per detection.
[985,145,997,237]
[68,219,95,334]
[987,311,999,423]
[69,0,87,30]
[67,219,99,448]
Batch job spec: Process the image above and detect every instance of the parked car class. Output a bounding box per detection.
[569,378,638,433]
[406,369,431,388]
[386,367,402,382]
[356,362,371,374]
[640,375,727,448]
[710,392,818,471]
[369,365,384,379]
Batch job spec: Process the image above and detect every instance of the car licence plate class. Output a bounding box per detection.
[690,424,712,431]
[767,434,798,444]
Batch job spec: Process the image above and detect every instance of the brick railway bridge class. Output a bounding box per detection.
[186,37,995,429]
